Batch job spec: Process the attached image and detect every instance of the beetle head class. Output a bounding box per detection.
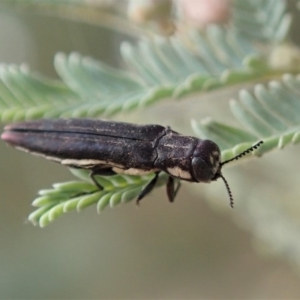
[192,140,264,208]
[191,140,221,183]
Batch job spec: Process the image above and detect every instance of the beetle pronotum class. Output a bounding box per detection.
[1,118,263,207]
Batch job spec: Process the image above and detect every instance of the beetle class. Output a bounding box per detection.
[1,118,263,207]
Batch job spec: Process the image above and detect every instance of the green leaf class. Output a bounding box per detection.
[232,0,291,42]
[0,64,81,122]
[0,0,292,123]
[0,27,274,122]
[192,74,300,162]
[28,171,169,227]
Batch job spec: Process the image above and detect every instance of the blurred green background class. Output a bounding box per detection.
[1,5,300,299]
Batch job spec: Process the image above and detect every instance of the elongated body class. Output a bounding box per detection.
[1,118,263,206]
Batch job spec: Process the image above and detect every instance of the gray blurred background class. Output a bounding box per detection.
[1,3,300,299]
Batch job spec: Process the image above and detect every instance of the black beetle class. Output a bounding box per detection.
[1,118,263,207]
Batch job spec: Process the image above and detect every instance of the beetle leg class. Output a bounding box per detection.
[93,168,117,176]
[166,176,181,202]
[174,180,181,199]
[136,172,160,205]
[166,176,175,202]
[89,168,118,190]
[89,171,104,190]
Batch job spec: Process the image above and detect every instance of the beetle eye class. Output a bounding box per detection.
[191,157,215,182]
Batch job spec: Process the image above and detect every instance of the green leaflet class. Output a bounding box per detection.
[28,170,169,227]
[232,0,291,42]
[0,27,271,122]
[192,74,300,162]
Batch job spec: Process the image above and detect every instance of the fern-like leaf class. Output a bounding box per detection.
[0,64,81,122]
[0,28,271,122]
[232,0,291,42]
[28,169,168,227]
[0,0,290,121]
[192,73,300,162]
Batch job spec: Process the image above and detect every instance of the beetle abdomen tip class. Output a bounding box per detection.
[1,131,24,147]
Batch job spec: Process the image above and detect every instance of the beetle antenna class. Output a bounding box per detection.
[219,174,234,208]
[221,141,263,167]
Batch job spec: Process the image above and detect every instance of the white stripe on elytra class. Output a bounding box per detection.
[112,167,158,176]
[61,159,124,169]
[15,146,160,176]
[15,146,62,162]
[167,167,191,179]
